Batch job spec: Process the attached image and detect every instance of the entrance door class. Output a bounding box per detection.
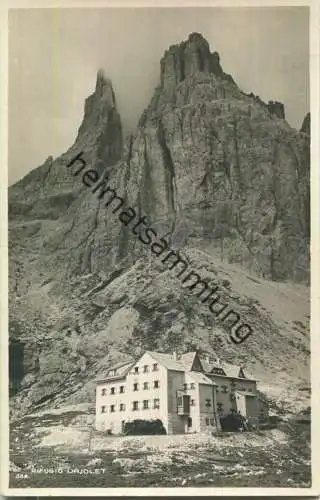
[186,416,192,433]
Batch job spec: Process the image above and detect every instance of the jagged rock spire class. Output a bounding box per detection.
[95,68,116,105]
[75,69,122,164]
[160,32,223,94]
[77,70,118,136]
[300,112,310,135]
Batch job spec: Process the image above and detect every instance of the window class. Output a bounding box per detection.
[143,382,149,390]
[110,405,115,413]
[177,396,183,406]
[119,403,126,411]
[153,398,160,409]
[152,363,158,371]
[132,401,139,411]
[154,380,159,388]
[143,400,149,409]
[187,417,192,428]
[205,399,211,407]
[183,383,188,391]
[134,366,139,374]
[211,367,225,375]
[210,418,214,425]
[190,383,195,390]
[217,402,223,412]
[119,386,124,393]
[143,365,149,373]
[133,383,139,391]
[101,406,106,413]
[101,388,106,396]
[216,386,219,393]
[221,385,228,393]
[205,417,210,426]
[191,399,195,406]
[110,387,115,395]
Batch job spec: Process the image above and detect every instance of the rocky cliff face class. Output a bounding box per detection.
[301,112,310,135]
[9,33,310,416]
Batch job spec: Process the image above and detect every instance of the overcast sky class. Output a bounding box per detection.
[9,7,309,185]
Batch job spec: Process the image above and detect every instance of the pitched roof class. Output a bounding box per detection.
[199,358,212,373]
[107,360,134,372]
[209,363,227,376]
[188,372,216,385]
[180,352,198,371]
[220,362,242,378]
[97,350,255,383]
[147,351,186,371]
[148,351,208,373]
[96,360,135,382]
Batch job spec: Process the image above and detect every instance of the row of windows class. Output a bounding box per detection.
[183,383,196,390]
[205,418,215,426]
[102,384,253,398]
[134,381,159,391]
[187,417,215,427]
[177,397,212,407]
[101,403,126,413]
[216,386,253,394]
[101,380,160,396]
[217,385,228,393]
[101,386,125,396]
[100,399,160,413]
[181,383,254,394]
[132,363,158,375]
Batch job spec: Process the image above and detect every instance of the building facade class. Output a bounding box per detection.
[95,350,266,434]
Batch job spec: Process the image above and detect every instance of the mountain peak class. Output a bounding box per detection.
[160,32,224,94]
[95,68,115,102]
[300,112,310,135]
[76,70,120,149]
[9,33,310,421]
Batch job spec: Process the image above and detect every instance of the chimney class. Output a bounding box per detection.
[172,351,177,360]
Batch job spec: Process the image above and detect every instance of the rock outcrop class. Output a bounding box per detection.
[9,34,310,415]
[267,100,285,119]
[301,112,310,135]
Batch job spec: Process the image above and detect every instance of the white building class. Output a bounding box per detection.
[95,350,266,435]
